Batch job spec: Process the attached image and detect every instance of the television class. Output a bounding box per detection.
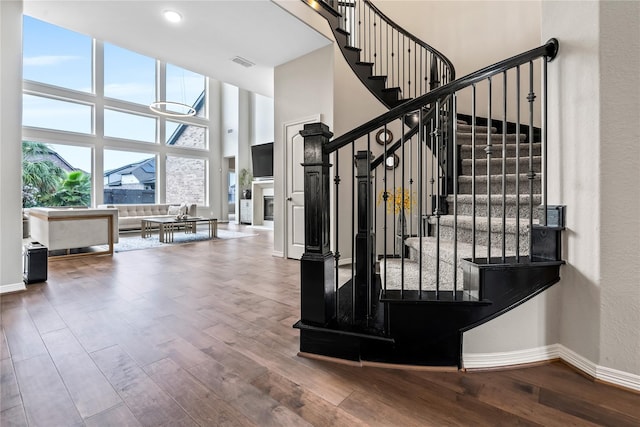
[251,142,273,179]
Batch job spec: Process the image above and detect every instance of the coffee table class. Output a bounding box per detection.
[141,217,218,243]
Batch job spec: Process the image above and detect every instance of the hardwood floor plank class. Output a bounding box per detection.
[13,354,84,426]
[22,290,67,334]
[41,328,122,418]
[188,358,313,427]
[90,344,194,427]
[145,357,256,427]
[0,403,28,427]
[1,305,48,362]
[0,329,10,361]
[0,358,22,412]
[84,403,143,427]
[539,387,640,427]
[506,362,640,420]
[251,370,369,427]
[203,322,356,406]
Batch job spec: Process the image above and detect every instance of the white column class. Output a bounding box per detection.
[0,0,26,293]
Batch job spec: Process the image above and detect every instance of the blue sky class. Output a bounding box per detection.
[22,15,205,173]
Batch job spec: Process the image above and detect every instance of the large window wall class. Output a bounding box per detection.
[22,15,210,208]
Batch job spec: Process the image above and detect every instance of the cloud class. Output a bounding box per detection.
[24,55,80,66]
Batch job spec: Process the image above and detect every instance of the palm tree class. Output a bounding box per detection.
[21,141,66,206]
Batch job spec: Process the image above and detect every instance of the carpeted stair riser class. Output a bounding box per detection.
[456,124,497,133]
[430,220,530,254]
[457,174,541,194]
[461,156,541,175]
[380,258,461,291]
[460,142,541,158]
[456,132,526,144]
[449,194,541,219]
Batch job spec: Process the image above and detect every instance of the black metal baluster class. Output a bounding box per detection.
[515,65,521,261]
[486,77,493,262]
[351,141,356,321]
[418,109,424,297]
[501,71,507,263]
[434,102,441,297]
[452,94,458,298]
[471,84,477,262]
[542,57,548,227]
[334,150,340,319]
[527,61,536,259]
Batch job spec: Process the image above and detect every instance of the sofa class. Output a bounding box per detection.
[29,207,119,256]
[98,203,197,231]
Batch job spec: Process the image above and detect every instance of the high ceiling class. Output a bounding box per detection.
[23,0,331,97]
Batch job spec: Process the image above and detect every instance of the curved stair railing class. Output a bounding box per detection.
[296,38,563,367]
[305,0,455,108]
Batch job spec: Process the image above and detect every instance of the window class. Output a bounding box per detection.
[23,16,92,92]
[166,156,206,205]
[104,43,156,106]
[23,94,92,134]
[104,150,156,204]
[166,121,206,149]
[166,64,206,117]
[104,109,156,143]
[22,141,92,207]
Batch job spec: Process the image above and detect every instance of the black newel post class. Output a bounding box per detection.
[354,150,376,320]
[300,123,335,326]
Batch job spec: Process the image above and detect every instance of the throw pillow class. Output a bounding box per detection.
[167,205,181,215]
[180,202,189,215]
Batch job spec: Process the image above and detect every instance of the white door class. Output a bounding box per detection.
[285,115,321,259]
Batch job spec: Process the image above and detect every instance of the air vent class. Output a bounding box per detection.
[231,56,255,68]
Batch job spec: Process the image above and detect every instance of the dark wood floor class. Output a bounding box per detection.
[2,224,639,426]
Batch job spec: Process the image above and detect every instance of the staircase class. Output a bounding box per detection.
[382,121,541,291]
[295,0,563,368]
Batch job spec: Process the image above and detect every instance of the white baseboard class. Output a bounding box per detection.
[272,250,284,258]
[0,281,26,294]
[463,344,561,369]
[463,343,640,392]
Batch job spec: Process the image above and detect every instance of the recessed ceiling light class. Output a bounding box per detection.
[163,10,182,23]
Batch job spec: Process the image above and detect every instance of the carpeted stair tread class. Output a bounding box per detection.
[456,124,497,133]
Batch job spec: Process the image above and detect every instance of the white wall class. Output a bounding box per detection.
[0,0,26,294]
[597,1,640,375]
[251,92,274,146]
[274,45,334,256]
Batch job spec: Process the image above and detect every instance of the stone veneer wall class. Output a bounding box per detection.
[165,123,207,205]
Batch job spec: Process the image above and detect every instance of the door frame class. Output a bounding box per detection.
[283,114,321,259]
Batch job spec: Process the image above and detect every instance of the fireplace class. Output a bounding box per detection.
[263,196,274,221]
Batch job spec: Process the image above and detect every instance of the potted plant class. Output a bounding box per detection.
[239,168,253,199]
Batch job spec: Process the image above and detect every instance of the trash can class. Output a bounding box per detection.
[23,242,47,284]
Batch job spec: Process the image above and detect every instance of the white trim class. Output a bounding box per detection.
[597,364,640,392]
[463,344,640,392]
[272,250,284,258]
[0,282,27,294]
[338,257,353,266]
[282,114,321,260]
[557,344,597,378]
[463,344,561,369]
